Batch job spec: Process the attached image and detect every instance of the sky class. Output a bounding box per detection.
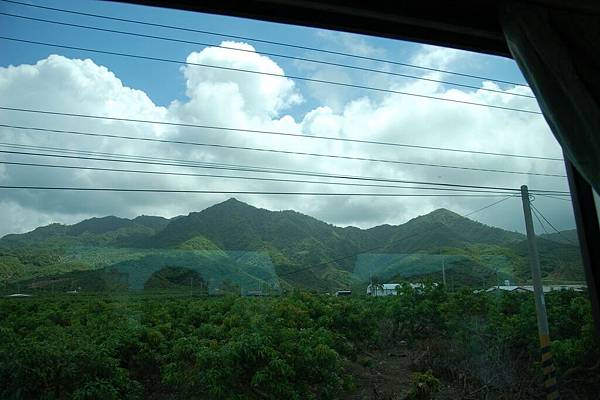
[0,0,577,237]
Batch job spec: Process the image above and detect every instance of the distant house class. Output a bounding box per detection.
[541,284,586,292]
[408,282,437,291]
[6,293,32,297]
[483,284,585,294]
[367,283,400,296]
[367,282,433,296]
[484,285,533,294]
[335,290,352,296]
[245,290,266,297]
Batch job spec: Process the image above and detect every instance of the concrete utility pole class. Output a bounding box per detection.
[520,185,560,400]
[441,255,447,287]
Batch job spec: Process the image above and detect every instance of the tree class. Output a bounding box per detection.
[144,266,207,295]
[370,275,384,296]
[218,278,240,295]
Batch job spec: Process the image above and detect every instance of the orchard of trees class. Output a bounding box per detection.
[1,285,598,399]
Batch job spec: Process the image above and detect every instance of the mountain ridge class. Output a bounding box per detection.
[0,199,582,290]
[0,200,523,244]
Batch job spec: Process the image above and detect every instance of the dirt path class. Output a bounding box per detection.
[343,339,465,400]
[344,343,413,400]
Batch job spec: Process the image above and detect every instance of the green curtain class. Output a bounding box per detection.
[501,3,600,193]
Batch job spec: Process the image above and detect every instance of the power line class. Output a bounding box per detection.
[0,142,571,194]
[0,36,543,115]
[0,109,562,161]
[538,194,572,203]
[531,205,550,235]
[0,0,530,88]
[530,202,578,245]
[1,160,528,195]
[0,144,572,195]
[463,196,517,217]
[0,186,514,197]
[0,126,567,177]
[0,12,537,100]
[0,142,266,170]
[280,195,517,277]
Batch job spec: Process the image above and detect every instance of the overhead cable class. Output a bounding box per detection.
[0,0,531,88]
[0,110,561,161]
[531,205,550,234]
[530,202,578,245]
[0,145,572,195]
[0,36,543,115]
[0,186,516,197]
[538,194,572,203]
[0,126,567,177]
[0,160,529,195]
[0,12,536,99]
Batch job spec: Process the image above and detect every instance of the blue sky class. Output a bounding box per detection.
[0,0,528,112]
[0,0,575,236]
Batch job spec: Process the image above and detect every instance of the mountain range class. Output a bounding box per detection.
[0,198,584,293]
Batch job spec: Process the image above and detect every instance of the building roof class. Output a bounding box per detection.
[484,285,586,293]
[485,285,529,293]
[368,283,433,290]
[381,283,400,290]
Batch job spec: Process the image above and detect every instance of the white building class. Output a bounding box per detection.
[483,284,585,294]
[366,282,433,296]
[484,285,533,294]
[367,283,400,296]
[538,284,586,293]
[367,282,438,296]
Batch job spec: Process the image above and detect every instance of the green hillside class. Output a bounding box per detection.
[540,229,579,245]
[508,237,583,282]
[0,199,585,292]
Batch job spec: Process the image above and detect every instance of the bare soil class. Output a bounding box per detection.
[343,340,466,400]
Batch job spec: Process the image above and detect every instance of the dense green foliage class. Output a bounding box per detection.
[144,266,208,293]
[0,293,374,400]
[1,288,598,399]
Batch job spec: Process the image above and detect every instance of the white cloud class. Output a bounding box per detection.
[0,43,573,238]
[314,30,387,58]
[174,41,302,119]
[409,45,462,70]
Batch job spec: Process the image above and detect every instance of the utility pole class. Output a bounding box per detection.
[521,185,560,400]
[441,254,447,287]
[190,277,193,298]
[495,267,500,287]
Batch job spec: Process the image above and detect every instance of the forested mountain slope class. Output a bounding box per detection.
[0,199,583,291]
